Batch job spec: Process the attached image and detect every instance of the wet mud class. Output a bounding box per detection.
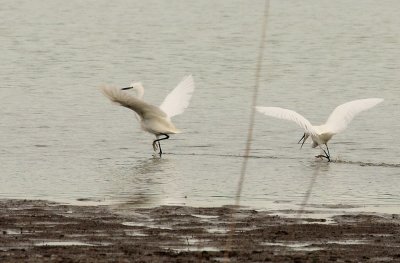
[0,199,399,262]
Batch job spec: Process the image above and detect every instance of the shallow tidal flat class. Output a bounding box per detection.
[0,199,399,262]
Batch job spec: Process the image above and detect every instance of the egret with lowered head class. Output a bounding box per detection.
[101,75,195,156]
[256,98,384,161]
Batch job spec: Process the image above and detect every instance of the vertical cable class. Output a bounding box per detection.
[224,0,270,259]
[234,0,270,206]
[296,171,318,220]
[297,164,322,220]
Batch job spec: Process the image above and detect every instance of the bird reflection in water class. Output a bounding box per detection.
[109,157,184,214]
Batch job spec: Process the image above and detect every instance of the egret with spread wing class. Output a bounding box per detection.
[101,75,195,156]
[256,98,384,161]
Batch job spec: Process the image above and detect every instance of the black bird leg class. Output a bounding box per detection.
[316,144,331,162]
[325,144,331,157]
[152,134,170,156]
[323,149,331,162]
[157,141,161,153]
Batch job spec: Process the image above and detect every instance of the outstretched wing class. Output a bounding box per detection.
[101,85,167,119]
[325,98,384,134]
[256,106,319,136]
[159,75,195,118]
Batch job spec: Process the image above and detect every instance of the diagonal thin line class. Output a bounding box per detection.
[224,0,270,259]
[235,0,270,207]
[296,170,318,220]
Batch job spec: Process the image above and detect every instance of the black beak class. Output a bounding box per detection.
[121,86,133,90]
[297,133,306,149]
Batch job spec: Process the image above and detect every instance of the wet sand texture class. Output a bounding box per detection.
[0,200,399,262]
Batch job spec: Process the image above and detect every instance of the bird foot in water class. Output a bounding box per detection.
[152,152,162,158]
[315,155,331,162]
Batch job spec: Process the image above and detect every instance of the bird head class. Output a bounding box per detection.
[121,82,144,99]
[122,82,142,90]
[297,133,309,149]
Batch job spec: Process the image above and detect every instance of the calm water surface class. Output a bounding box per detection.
[0,0,399,215]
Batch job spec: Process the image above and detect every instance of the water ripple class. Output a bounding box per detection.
[334,160,400,168]
[168,152,400,168]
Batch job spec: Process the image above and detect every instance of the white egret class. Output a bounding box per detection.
[101,75,195,156]
[256,98,384,161]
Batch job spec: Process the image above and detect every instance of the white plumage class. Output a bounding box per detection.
[256,98,384,161]
[101,75,195,155]
[159,75,195,118]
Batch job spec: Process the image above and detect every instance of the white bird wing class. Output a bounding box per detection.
[324,98,384,134]
[101,85,167,120]
[256,106,319,136]
[159,75,195,118]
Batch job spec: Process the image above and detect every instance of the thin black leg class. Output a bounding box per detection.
[158,141,162,155]
[323,149,331,162]
[325,144,331,157]
[316,145,331,162]
[322,145,331,162]
[152,134,170,156]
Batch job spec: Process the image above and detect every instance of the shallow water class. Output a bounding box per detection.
[0,1,399,214]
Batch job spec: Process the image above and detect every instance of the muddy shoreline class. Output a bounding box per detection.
[0,199,399,262]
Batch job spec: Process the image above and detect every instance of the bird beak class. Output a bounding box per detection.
[121,86,133,90]
[297,133,309,149]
